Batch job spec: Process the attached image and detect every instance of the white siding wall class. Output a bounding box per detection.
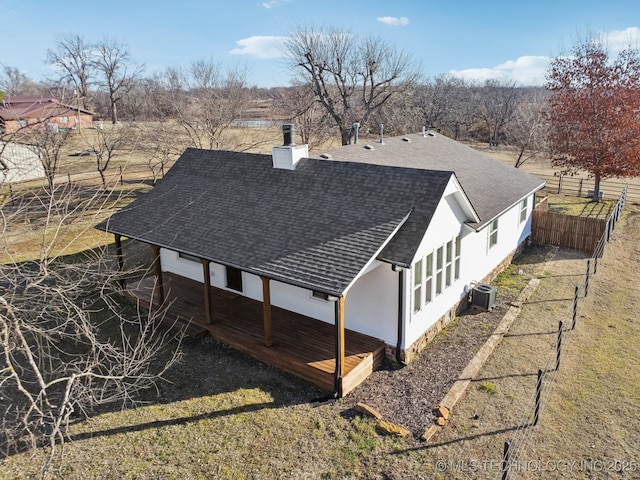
[406,180,470,348]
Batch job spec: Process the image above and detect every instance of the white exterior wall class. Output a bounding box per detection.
[344,262,399,344]
[462,193,534,286]
[406,179,470,348]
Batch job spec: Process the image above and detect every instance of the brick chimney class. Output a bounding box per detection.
[272,124,308,170]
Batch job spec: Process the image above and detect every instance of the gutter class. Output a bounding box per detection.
[393,264,407,366]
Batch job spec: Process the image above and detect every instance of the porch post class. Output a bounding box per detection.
[201,259,213,324]
[114,234,125,290]
[261,276,272,347]
[334,294,346,396]
[151,245,165,306]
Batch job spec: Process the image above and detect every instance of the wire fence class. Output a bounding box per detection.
[536,173,640,204]
[498,185,628,480]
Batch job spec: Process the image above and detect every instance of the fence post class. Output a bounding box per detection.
[578,178,583,197]
[572,286,579,330]
[557,175,563,194]
[556,321,563,371]
[119,165,124,186]
[533,368,543,426]
[585,260,591,297]
[502,441,511,480]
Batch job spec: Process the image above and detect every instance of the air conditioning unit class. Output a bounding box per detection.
[472,284,497,311]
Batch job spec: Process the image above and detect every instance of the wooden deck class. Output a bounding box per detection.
[128,272,386,396]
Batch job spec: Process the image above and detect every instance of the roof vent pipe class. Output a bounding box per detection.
[353,122,360,144]
[422,126,426,137]
[379,124,384,144]
[282,123,295,146]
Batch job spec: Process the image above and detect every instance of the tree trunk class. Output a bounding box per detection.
[340,126,352,146]
[592,174,602,202]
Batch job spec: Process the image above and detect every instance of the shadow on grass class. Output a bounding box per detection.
[393,424,530,453]
[68,401,276,442]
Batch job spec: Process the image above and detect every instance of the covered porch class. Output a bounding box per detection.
[127,271,386,397]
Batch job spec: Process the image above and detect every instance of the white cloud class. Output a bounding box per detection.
[261,0,290,8]
[599,27,640,52]
[376,16,409,26]
[230,36,288,59]
[450,55,551,86]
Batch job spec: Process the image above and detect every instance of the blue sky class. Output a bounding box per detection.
[2,0,640,88]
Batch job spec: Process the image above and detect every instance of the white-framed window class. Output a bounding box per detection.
[59,116,69,124]
[425,253,433,304]
[454,235,461,281]
[519,198,528,224]
[435,246,443,296]
[445,240,453,288]
[413,259,422,313]
[489,219,499,248]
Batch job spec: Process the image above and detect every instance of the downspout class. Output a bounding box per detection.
[393,265,407,365]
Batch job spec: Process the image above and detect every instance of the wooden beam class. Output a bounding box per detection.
[334,295,346,396]
[201,259,212,324]
[261,276,272,347]
[151,245,165,306]
[114,234,125,289]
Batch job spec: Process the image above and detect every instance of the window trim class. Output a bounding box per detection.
[413,259,423,313]
[454,235,461,281]
[489,219,499,248]
[519,198,528,224]
[435,246,444,296]
[425,253,433,305]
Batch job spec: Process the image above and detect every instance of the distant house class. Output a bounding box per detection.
[0,142,44,184]
[97,127,545,396]
[0,96,94,133]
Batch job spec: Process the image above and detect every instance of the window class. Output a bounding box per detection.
[489,219,499,248]
[312,290,329,301]
[445,240,453,287]
[17,118,27,127]
[413,260,422,313]
[519,198,528,224]
[425,253,433,304]
[178,252,200,263]
[454,235,461,281]
[59,116,69,124]
[226,266,243,292]
[435,246,443,295]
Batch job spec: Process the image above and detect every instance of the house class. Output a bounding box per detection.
[96,127,545,396]
[0,142,45,184]
[0,96,94,133]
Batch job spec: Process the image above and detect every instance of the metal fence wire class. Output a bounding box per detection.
[499,185,627,480]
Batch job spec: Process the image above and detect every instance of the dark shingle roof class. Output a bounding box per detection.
[98,148,453,296]
[322,132,546,230]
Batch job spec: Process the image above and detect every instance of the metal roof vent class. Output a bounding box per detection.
[319,153,332,159]
[364,144,375,150]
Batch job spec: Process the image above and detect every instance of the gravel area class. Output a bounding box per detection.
[345,244,551,440]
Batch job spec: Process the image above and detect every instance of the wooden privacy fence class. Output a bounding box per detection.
[531,210,606,254]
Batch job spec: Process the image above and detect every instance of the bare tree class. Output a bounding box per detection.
[284,26,420,145]
[273,83,336,150]
[20,128,71,193]
[505,87,549,167]
[87,123,138,187]
[46,34,94,110]
[473,79,521,146]
[0,178,182,478]
[0,66,41,96]
[166,60,257,150]
[92,39,143,124]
